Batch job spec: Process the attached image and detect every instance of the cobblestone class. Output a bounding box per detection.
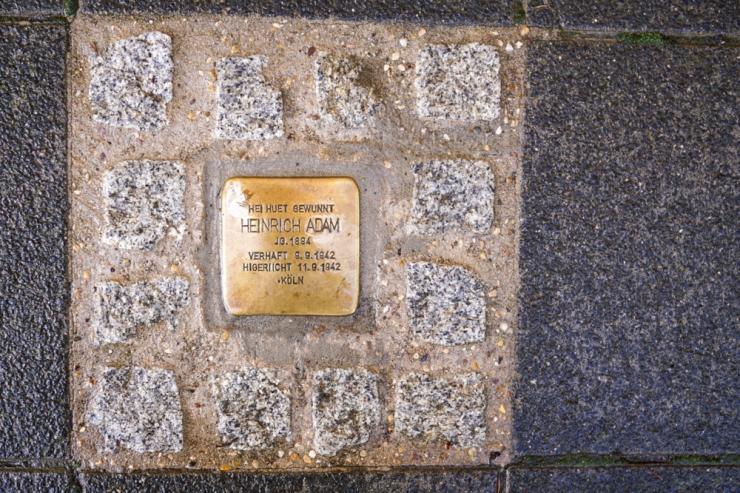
[216,56,284,140]
[211,368,291,450]
[102,160,186,251]
[97,277,190,344]
[315,52,377,128]
[395,372,486,447]
[409,159,495,234]
[89,32,173,131]
[312,368,380,456]
[406,262,487,345]
[416,43,500,121]
[87,366,183,453]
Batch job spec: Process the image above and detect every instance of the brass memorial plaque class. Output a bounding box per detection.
[221,177,360,316]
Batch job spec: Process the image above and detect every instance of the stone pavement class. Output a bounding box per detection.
[0,1,738,491]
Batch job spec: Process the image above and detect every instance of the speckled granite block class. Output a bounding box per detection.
[89,32,173,132]
[395,372,486,447]
[97,277,189,344]
[102,160,185,250]
[406,262,487,345]
[409,159,494,234]
[88,366,183,453]
[216,56,283,140]
[312,368,380,456]
[416,43,500,121]
[211,368,291,450]
[315,53,377,128]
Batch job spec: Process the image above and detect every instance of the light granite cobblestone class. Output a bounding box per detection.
[312,368,380,456]
[315,52,378,128]
[395,372,486,447]
[406,262,487,345]
[409,159,495,234]
[97,277,190,344]
[89,31,173,131]
[87,366,183,453]
[102,160,186,251]
[216,56,284,140]
[415,43,501,121]
[211,368,291,450]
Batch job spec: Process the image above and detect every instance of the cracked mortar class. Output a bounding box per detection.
[69,14,531,472]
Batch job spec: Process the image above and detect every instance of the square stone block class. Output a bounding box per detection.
[216,56,284,140]
[415,43,500,121]
[89,32,173,131]
[98,277,189,344]
[312,368,380,456]
[211,368,291,450]
[409,159,494,234]
[406,262,487,346]
[220,177,360,316]
[102,160,186,251]
[315,52,377,128]
[87,366,183,453]
[395,372,486,447]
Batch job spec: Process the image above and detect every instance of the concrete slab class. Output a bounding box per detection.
[507,467,740,493]
[80,470,502,492]
[0,0,62,16]
[0,471,74,493]
[80,0,514,25]
[515,42,740,456]
[527,1,740,35]
[0,24,70,459]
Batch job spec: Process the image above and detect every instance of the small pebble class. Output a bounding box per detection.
[520,26,530,36]
[418,28,427,37]
[400,38,408,47]
[308,450,316,458]
[506,43,514,53]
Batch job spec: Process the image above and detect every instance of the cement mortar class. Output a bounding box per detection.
[69,14,539,472]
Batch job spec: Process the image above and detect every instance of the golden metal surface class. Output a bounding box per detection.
[221,177,360,316]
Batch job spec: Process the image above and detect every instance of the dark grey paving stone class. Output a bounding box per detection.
[0,0,63,16]
[527,0,740,35]
[80,470,501,492]
[515,42,740,456]
[0,25,70,458]
[81,0,514,25]
[0,470,75,493]
[507,467,740,493]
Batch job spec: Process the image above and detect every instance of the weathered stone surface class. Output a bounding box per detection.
[416,43,500,121]
[216,56,283,140]
[0,24,70,459]
[409,159,494,234]
[102,160,186,250]
[406,262,487,346]
[312,368,380,456]
[527,1,740,35]
[211,368,291,450]
[89,32,173,132]
[315,53,377,128]
[88,366,183,453]
[97,277,189,344]
[516,43,740,456]
[80,470,502,492]
[0,471,75,493]
[507,467,740,493]
[81,0,513,26]
[395,372,486,447]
